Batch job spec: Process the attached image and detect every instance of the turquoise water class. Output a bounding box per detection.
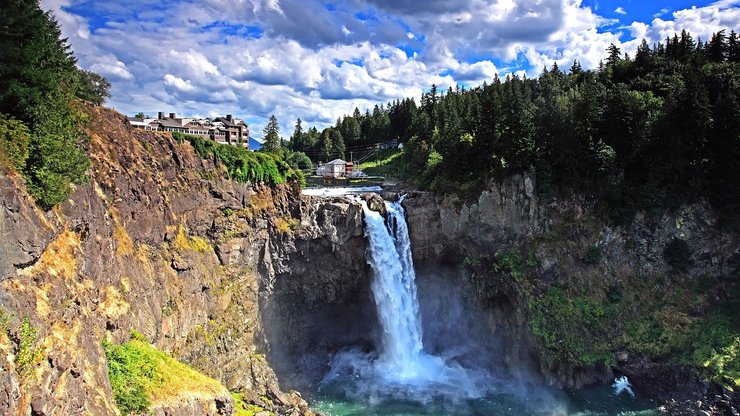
[312,380,659,416]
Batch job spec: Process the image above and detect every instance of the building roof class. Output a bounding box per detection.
[325,159,346,165]
[156,118,186,128]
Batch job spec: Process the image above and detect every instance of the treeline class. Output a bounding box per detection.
[286,98,417,164]
[296,29,739,225]
[0,0,111,207]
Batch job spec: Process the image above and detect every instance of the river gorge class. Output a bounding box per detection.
[1,106,737,415]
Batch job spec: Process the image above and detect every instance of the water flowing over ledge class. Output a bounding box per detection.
[321,197,495,405]
[302,186,382,198]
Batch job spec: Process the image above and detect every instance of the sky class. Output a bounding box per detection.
[41,0,740,139]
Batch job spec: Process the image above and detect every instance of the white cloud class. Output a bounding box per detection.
[614,6,626,15]
[653,8,670,18]
[164,74,195,91]
[39,0,740,137]
[89,58,133,81]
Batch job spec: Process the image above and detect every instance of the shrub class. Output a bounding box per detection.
[104,330,228,415]
[286,151,313,171]
[15,317,43,379]
[103,335,157,415]
[529,287,615,366]
[0,115,31,171]
[174,132,304,187]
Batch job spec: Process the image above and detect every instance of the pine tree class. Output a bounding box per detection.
[729,31,740,63]
[262,115,281,152]
[0,0,92,207]
[318,128,332,163]
[290,118,304,151]
[330,129,345,160]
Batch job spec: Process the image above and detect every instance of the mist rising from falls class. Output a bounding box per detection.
[322,197,493,404]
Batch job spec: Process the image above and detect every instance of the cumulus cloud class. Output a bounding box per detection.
[454,61,500,83]
[614,6,626,15]
[38,0,740,135]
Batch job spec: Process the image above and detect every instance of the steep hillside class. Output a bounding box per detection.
[0,105,368,415]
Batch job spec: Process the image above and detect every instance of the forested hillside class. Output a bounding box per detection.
[0,0,110,207]
[291,30,740,226]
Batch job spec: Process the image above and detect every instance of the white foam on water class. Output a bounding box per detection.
[612,376,635,397]
[302,186,382,198]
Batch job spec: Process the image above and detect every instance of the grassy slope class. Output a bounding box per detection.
[105,331,228,415]
[358,148,404,177]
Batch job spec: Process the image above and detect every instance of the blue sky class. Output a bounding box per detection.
[42,0,739,137]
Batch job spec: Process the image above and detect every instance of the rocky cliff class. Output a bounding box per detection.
[0,106,368,415]
[402,173,739,413]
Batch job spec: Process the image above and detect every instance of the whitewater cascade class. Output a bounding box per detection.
[322,196,490,402]
[363,197,427,379]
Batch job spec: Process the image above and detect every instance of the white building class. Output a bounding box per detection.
[316,159,346,177]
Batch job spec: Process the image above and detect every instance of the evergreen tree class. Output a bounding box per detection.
[0,0,92,207]
[728,31,740,62]
[75,69,111,105]
[330,129,345,160]
[289,118,304,151]
[262,115,281,152]
[318,128,332,163]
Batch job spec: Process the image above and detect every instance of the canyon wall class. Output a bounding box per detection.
[402,173,739,411]
[0,106,368,415]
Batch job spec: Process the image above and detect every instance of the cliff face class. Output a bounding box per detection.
[402,173,739,409]
[0,106,368,415]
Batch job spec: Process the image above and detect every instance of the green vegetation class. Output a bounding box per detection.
[0,116,31,171]
[285,151,312,171]
[491,250,537,281]
[0,0,110,207]
[173,132,304,187]
[529,287,615,366]
[15,317,43,379]
[104,332,156,415]
[262,114,281,153]
[104,330,228,415]
[232,392,272,416]
[463,245,738,389]
[172,224,212,253]
[690,305,740,389]
[359,148,404,177]
[0,313,44,381]
[583,245,603,265]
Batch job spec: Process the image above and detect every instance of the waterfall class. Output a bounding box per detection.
[334,195,489,398]
[318,193,640,414]
[321,194,493,405]
[362,197,426,379]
